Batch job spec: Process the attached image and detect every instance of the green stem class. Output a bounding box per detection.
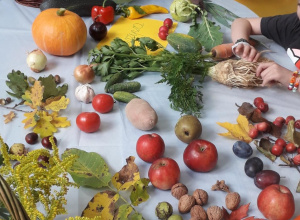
[56,8,66,16]
[102,0,107,7]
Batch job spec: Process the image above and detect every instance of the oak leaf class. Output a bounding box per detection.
[3,111,15,124]
[30,80,44,107]
[217,114,253,143]
[6,70,29,98]
[33,111,57,138]
[49,112,71,128]
[45,96,69,112]
[223,203,250,220]
[112,156,140,191]
[81,190,119,219]
[38,75,68,100]
[22,109,38,129]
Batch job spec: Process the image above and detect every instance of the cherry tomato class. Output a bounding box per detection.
[271,144,284,156]
[286,142,296,153]
[163,18,173,28]
[159,25,169,33]
[275,138,286,148]
[76,112,100,133]
[293,154,300,165]
[158,31,168,40]
[285,115,295,125]
[253,97,264,107]
[92,94,114,113]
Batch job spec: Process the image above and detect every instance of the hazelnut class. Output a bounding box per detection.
[207,206,223,220]
[178,194,196,214]
[225,192,240,211]
[190,205,207,220]
[171,183,188,200]
[193,189,208,206]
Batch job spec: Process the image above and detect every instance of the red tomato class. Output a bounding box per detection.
[271,144,284,156]
[91,6,114,25]
[76,112,100,133]
[163,18,173,28]
[158,31,168,40]
[92,94,114,113]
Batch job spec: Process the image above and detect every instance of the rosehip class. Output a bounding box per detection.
[256,122,271,132]
[297,147,300,154]
[272,120,283,128]
[293,154,300,165]
[248,127,259,139]
[275,138,286,148]
[295,120,300,129]
[257,102,269,113]
[254,97,264,107]
[285,115,295,125]
[274,116,285,124]
[271,144,284,156]
[286,142,296,153]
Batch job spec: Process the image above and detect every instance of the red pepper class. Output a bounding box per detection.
[91,0,114,25]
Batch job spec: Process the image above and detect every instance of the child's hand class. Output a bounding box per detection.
[233,43,260,62]
[256,62,293,87]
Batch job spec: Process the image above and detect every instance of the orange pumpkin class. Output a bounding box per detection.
[32,8,87,56]
[294,216,300,220]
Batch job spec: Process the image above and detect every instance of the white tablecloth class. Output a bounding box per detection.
[0,0,299,219]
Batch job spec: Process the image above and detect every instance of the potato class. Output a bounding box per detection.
[125,98,158,130]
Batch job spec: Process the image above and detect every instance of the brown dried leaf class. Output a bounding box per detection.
[284,120,300,147]
[237,102,256,119]
[254,139,276,162]
[3,111,15,124]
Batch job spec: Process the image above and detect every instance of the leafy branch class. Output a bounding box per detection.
[62,149,149,219]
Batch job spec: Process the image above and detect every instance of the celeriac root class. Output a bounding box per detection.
[208,59,271,88]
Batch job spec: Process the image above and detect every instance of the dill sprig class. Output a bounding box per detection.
[88,37,215,117]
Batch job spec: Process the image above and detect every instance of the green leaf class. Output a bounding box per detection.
[114,204,133,220]
[38,75,68,100]
[113,0,134,4]
[6,70,29,99]
[188,11,223,52]
[130,213,144,220]
[62,148,112,188]
[130,178,150,206]
[204,1,239,28]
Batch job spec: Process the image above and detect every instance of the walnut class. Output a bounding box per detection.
[190,205,207,220]
[211,180,230,192]
[178,194,196,214]
[207,206,223,220]
[193,189,208,206]
[171,183,188,200]
[225,192,240,211]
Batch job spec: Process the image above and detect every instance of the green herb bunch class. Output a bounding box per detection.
[88,37,215,117]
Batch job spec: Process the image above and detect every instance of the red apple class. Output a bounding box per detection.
[148,157,180,190]
[136,133,165,163]
[257,184,295,220]
[183,139,218,172]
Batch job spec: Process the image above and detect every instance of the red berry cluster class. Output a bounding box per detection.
[158,18,173,40]
[251,97,300,165]
[254,97,269,113]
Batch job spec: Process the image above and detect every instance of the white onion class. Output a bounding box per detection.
[26,49,47,73]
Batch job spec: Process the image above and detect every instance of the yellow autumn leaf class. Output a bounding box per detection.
[3,111,15,124]
[217,114,252,143]
[49,112,71,128]
[45,96,70,112]
[237,114,252,134]
[82,190,119,219]
[33,111,57,138]
[31,80,44,108]
[22,109,38,129]
[22,90,34,108]
[112,156,140,191]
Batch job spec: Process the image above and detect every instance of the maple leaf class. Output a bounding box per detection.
[223,203,250,220]
[217,114,253,143]
[49,112,70,128]
[22,109,38,129]
[33,111,57,138]
[45,96,70,112]
[3,111,15,124]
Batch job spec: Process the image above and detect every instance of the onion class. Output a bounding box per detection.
[26,49,47,73]
[73,64,95,84]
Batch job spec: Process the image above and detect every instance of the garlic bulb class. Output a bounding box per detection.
[75,84,95,103]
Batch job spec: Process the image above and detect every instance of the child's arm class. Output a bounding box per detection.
[231,17,262,61]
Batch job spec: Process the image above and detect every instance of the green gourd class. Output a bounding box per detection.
[167,33,202,53]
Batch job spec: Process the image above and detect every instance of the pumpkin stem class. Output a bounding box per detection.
[57,8,66,16]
